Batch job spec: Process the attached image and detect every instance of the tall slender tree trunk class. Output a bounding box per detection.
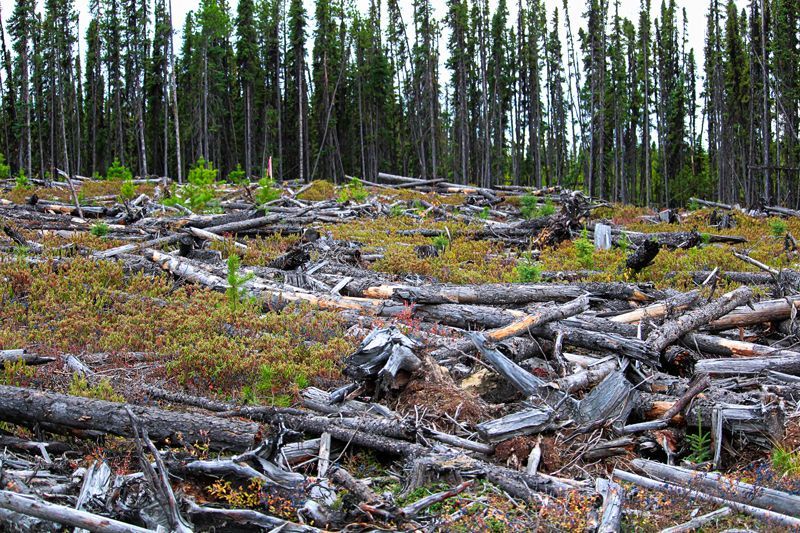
[168,0,182,182]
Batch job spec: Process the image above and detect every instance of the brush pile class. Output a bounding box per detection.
[2,173,800,531]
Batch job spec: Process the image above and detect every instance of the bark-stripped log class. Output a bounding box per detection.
[707,295,800,330]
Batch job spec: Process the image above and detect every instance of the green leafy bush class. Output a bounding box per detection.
[574,228,594,269]
[226,253,254,312]
[337,177,368,203]
[521,195,555,219]
[228,164,247,184]
[106,158,132,181]
[389,204,406,218]
[478,206,490,220]
[617,232,631,252]
[0,152,9,179]
[688,198,700,211]
[514,253,543,282]
[90,222,109,237]
[255,175,281,206]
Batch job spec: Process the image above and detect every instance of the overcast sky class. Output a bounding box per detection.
[1,0,744,85]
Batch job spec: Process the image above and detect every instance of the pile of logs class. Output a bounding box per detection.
[3,173,800,530]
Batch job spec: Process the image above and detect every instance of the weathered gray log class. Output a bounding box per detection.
[634,393,784,444]
[531,322,658,366]
[549,357,619,394]
[367,282,656,305]
[0,385,260,452]
[633,459,800,518]
[185,501,322,532]
[689,198,733,210]
[0,349,55,367]
[232,409,427,457]
[645,287,753,354]
[180,458,304,489]
[476,408,555,442]
[695,354,800,375]
[660,507,732,533]
[0,490,154,533]
[680,332,800,359]
[469,333,546,397]
[596,478,624,533]
[576,371,635,426]
[614,470,800,528]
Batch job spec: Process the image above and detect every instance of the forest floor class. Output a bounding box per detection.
[1,175,800,531]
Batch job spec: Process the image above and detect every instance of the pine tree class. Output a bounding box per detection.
[285,0,309,181]
[8,0,37,177]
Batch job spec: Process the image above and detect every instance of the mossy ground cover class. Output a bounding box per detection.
[0,255,354,404]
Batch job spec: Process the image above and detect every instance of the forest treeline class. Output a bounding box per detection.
[0,0,797,207]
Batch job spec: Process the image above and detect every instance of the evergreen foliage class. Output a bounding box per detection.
[0,0,796,208]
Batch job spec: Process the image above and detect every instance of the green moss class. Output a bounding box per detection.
[297,180,335,201]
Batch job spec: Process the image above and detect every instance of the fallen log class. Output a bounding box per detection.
[613,470,800,528]
[645,287,753,354]
[0,490,153,533]
[0,385,260,452]
[660,507,732,533]
[366,282,656,305]
[707,295,800,330]
[611,290,701,324]
[431,296,590,361]
[632,458,800,518]
[185,501,322,532]
[695,353,800,375]
[0,349,56,367]
[595,478,624,533]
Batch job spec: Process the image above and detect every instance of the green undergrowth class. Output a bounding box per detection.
[2,180,155,205]
[210,234,299,266]
[0,257,354,401]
